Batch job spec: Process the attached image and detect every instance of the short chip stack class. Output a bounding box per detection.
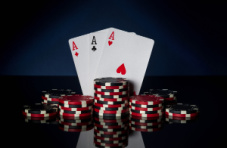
[144,89,177,105]
[165,103,199,124]
[59,116,93,132]
[93,116,129,148]
[41,89,76,107]
[93,77,129,118]
[22,103,58,118]
[129,95,164,132]
[59,95,93,118]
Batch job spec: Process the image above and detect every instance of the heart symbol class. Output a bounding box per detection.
[116,63,126,75]
[108,40,113,46]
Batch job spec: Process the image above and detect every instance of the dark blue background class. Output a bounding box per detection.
[1,1,226,76]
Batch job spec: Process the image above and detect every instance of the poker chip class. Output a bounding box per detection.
[94,120,127,126]
[24,116,58,124]
[94,124,127,129]
[42,100,59,105]
[94,77,128,86]
[23,103,58,114]
[129,102,162,108]
[95,88,128,92]
[94,103,128,108]
[129,120,161,126]
[94,108,129,114]
[59,124,94,129]
[59,106,92,111]
[59,103,93,108]
[130,105,162,111]
[59,95,93,105]
[165,103,199,114]
[94,84,128,89]
[59,118,92,123]
[59,109,92,114]
[94,96,128,102]
[94,100,128,105]
[129,123,162,129]
[129,126,162,132]
[94,117,129,123]
[94,135,127,141]
[59,120,92,126]
[94,129,128,135]
[59,112,92,117]
[94,111,129,117]
[165,117,197,124]
[94,91,128,95]
[131,112,163,117]
[165,112,198,118]
[149,89,177,98]
[59,124,93,132]
[130,95,163,105]
[42,89,76,98]
[130,116,162,123]
[22,111,58,117]
[94,126,128,132]
[94,105,128,111]
[94,114,129,120]
[130,109,162,114]
[95,94,128,99]
[59,115,92,120]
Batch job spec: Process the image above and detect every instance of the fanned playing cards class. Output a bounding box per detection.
[68,27,155,96]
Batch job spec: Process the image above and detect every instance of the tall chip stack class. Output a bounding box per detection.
[129,95,164,132]
[93,77,129,147]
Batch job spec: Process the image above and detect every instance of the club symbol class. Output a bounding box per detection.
[92,46,96,51]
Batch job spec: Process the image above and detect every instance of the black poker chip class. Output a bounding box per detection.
[149,89,177,98]
[93,114,129,120]
[94,77,127,86]
[42,89,76,98]
[95,100,128,105]
[94,87,128,92]
[166,103,199,114]
[23,103,58,114]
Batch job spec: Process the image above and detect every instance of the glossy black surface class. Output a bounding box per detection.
[2,76,226,148]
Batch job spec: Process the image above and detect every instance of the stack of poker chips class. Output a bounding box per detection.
[41,89,76,107]
[93,116,129,148]
[58,95,93,118]
[58,116,93,132]
[129,95,164,132]
[144,89,177,105]
[93,77,129,118]
[22,103,58,118]
[165,103,199,124]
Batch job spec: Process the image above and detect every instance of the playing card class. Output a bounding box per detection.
[95,28,154,95]
[87,28,109,96]
[68,34,90,95]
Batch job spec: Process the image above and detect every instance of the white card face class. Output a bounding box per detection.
[95,29,154,95]
[68,34,89,95]
[87,29,109,96]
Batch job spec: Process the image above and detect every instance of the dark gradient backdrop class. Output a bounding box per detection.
[1,1,226,76]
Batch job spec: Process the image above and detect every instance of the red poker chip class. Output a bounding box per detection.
[60,112,92,117]
[94,84,128,89]
[59,106,92,111]
[95,91,128,96]
[129,105,162,111]
[59,115,92,120]
[130,95,163,105]
[131,112,163,117]
[22,111,58,117]
[59,95,93,105]
[165,112,198,118]
[94,108,129,114]
[94,102,128,108]
[130,115,162,120]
